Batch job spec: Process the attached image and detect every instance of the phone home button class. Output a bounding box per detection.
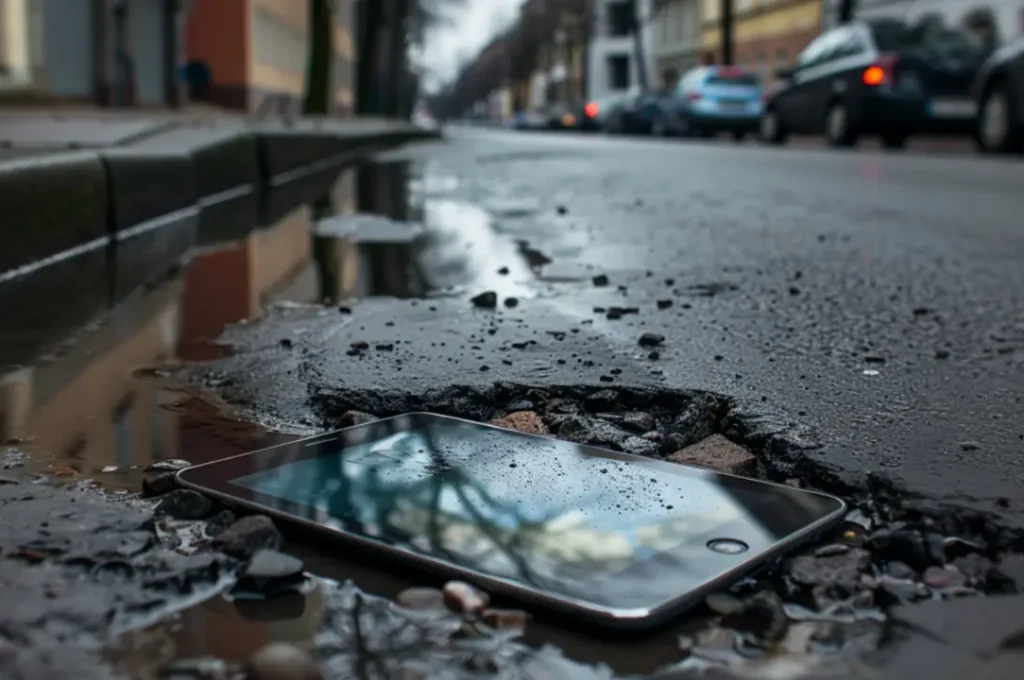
[706,538,749,555]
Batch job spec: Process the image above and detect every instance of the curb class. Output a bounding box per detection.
[0,117,439,370]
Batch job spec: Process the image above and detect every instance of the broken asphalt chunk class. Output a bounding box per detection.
[214,515,283,558]
[154,489,212,520]
[669,435,755,476]
[638,332,665,347]
[470,291,498,309]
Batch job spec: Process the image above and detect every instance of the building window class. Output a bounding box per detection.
[608,54,630,89]
[607,1,634,38]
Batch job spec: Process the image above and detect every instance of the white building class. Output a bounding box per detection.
[651,0,702,86]
[586,0,657,101]
[822,0,1024,48]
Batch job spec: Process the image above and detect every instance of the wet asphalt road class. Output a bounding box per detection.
[207,127,1024,526]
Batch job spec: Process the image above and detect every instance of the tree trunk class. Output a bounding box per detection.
[720,0,734,65]
[838,0,857,23]
[356,0,382,115]
[631,2,649,91]
[303,0,333,115]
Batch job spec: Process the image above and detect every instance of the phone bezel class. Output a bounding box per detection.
[176,412,846,630]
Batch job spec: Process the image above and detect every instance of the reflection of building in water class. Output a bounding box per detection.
[822,0,1022,53]
[0,282,182,473]
[179,204,313,361]
[356,162,414,222]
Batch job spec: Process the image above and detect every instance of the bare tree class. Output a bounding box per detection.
[303,0,334,115]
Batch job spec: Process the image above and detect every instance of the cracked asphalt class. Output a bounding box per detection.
[201,128,1024,527]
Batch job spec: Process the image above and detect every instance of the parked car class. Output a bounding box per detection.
[509,110,549,131]
[603,90,677,135]
[761,19,986,149]
[972,36,1024,154]
[594,88,646,134]
[653,65,762,139]
[543,102,578,131]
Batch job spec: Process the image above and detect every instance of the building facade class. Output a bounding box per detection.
[700,0,822,84]
[186,0,355,115]
[651,0,702,86]
[0,0,185,106]
[587,0,657,100]
[822,0,1024,49]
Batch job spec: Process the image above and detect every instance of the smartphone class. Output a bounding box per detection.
[177,413,845,630]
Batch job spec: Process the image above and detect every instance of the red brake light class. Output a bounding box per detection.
[717,66,742,77]
[686,92,701,102]
[584,102,599,118]
[863,54,898,87]
[862,66,885,86]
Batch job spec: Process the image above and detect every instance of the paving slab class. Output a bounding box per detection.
[0,117,172,149]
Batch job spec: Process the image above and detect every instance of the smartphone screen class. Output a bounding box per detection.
[183,414,843,620]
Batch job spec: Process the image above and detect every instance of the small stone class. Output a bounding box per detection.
[705,592,745,616]
[145,459,192,473]
[490,411,548,436]
[279,338,294,348]
[556,205,567,215]
[497,266,510,275]
[245,550,304,580]
[637,332,665,347]
[204,509,236,537]
[470,291,498,309]
[246,642,322,680]
[396,587,446,610]
[340,410,378,427]
[934,349,950,359]
[876,574,920,602]
[214,515,283,558]
[656,299,673,309]
[481,608,529,631]
[338,305,352,314]
[669,435,756,476]
[141,471,179,498]
[592,274,609,287]
[814,543,851,558]
[923,565,967,590]
[648,351,660,360]
[155,489,212,519]
[788,549,871,597]
[442,581,489,615]
[958,440,980,452]
[886,561,917,580]
[504,297,519,308]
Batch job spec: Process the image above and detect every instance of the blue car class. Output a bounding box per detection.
[654,65,763,139]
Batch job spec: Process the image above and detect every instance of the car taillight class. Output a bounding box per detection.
[584,102,599,118]
[863,54,898,87]
[687,92,701,102]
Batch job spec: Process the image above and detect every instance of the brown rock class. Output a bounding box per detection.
[246,642,322,680]
[489,411,548,436]
[481,607,530,631]
[442,580,489,615]
[669,434,757,476]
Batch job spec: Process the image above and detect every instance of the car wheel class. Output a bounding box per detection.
[732,130,747,142]
[760,109,788,144]
[881,130,909,150]
[651,117,667,137]
[976,78,1023,154]
[825,102,858,148]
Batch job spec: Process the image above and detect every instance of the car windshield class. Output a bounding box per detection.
[869,21,982,59]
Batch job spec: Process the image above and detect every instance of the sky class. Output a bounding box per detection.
[416,0,526,93]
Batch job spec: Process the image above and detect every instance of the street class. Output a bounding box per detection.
[213,127,1024,522]
[4,122,1024,679]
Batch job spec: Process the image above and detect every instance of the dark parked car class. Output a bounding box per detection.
[602,90,672,135]
[761,19,985,149]
[972,36,1024,154]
